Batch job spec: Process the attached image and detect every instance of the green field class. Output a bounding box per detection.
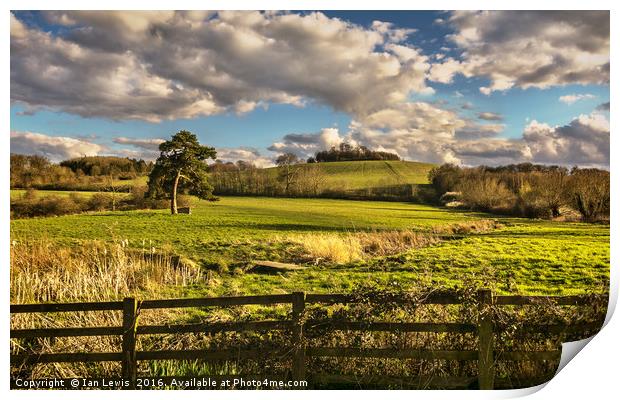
[283,160,434,189]
[230,160,434,193]
[10,196,609,296]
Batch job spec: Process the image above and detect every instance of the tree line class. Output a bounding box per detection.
[429,163,610,222]
[11,133,611,222]
[10,154,153,191]
[209,156,328,198]
[310,143,400,163]
[60,156,151,178]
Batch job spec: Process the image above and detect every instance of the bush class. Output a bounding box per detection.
[177,195,193,208]
[22,189,38,201]
[126,185,166,210]
[11,195,86,218]
[87,193,115,211]
[457,176,515,212]
[568,168,610,222]
[428,164,462,196]
[428,163,609,221]
[514,182,552,218]
[411,184,438,204]
[128,185,148,208]
[11,185,204,218]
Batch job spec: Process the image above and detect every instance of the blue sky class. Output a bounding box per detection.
[10,11,610,167]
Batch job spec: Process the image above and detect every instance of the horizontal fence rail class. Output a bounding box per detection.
[10,290,607,390]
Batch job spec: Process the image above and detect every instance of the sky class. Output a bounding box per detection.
[10,10,610,168]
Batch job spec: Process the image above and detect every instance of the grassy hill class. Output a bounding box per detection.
[210,160,437,200]
[267,160,435,190]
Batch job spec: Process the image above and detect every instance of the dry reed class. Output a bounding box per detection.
[10,240,203,379]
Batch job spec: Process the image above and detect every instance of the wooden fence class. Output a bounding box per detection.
[10,290,604,390]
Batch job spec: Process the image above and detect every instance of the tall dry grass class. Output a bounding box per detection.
[288,220,500,264]
[10,240,202,304]
[290,233,365,263]
[431,219,502,235]
[10,240,204,378]
[288,230,441,264]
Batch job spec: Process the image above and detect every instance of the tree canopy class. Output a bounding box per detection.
[147,130,217,214]
[314,143,400,162]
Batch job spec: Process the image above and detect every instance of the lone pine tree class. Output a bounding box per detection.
[147,130,217,214]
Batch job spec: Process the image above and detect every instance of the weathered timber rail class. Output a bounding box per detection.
[10,290,605,389]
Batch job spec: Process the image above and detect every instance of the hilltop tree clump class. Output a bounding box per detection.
[147,130,217,214]
[314,142,400,162]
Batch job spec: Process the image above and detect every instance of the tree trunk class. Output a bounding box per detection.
[171,170,181,214]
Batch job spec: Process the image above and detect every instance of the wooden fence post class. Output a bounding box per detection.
[122,297,138,389]
[292,291,306,383]
[477,289,495,390]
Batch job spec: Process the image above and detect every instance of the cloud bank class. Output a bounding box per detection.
[10,131,105,162]
[267,110,609,168]
[10,11,609,168]
[559,94,596,105]
[432,11,609,95]
[11,11,431,122]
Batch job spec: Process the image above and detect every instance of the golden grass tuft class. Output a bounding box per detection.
[290,233,365,264]
[357,230,440,256]
[288,220,501,264]
[432,219,502,235]
[289,230,440,264]
[10,240,203,304]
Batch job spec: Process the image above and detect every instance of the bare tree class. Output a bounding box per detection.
[568,168,610,221]
[535,171,569,217]
[302,164,327,196]
[103,173,118,211]
[276,153,300,194]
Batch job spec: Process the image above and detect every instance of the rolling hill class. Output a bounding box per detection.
[303,160,433,189]
[209,159,437,200]
[263,160,436,191]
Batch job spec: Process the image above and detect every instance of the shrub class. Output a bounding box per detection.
[457,175,515,212]
[22,188,39,201]
[428,163,462,195]
[87,193,115,211]
[128,185,169,209]
[567,168,610,222]
[410,184,437,204]
[11,195,86,218]
[177,194,193,208]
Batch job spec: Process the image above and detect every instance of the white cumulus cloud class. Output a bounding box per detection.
[441,11,609,94]
[10,131,105,162]
[11,11,433,122]
[559,94,596,105]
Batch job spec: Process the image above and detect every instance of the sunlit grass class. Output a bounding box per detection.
[10,196,609,296]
